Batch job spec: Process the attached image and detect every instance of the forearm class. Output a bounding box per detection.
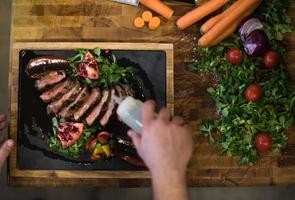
[151,170,189,200]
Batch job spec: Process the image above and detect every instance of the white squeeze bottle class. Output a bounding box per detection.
[117,96,143,134]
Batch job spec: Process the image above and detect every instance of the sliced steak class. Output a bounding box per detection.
[47,83,81,114]
[35,70,66,91]
[40,79,72,102]
[58,86,88,119]
[99,88,116,126]
[26,56,70,76]
[119,84,134,97]
[73,88,101,121]
[85,89,110,126]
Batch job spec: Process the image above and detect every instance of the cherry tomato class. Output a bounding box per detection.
[255,133,272,153]
[264,51,279,69]
[85,138,97,150]
[244,84,262,102]
[226,48,243,64]
[91,153,101,161]
[97,131,110,144]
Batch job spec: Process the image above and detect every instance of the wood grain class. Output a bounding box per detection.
[8,0,295,187]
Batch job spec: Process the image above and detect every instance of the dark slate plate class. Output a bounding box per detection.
[17,49,167,170]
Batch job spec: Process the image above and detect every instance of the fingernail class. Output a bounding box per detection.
[6,140,14,148]
[127,130,132,137]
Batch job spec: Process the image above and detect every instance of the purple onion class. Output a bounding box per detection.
[244,29,270,57]
[239,18,264,42]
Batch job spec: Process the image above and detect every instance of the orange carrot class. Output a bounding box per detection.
[200,0,243,33]
[148,16,161,30]
[198,0,262,47]
[142,11,153,22]
[176,0,230,30]
[209,25,236,46]
[140,0,174,20]
[134,17,145,29]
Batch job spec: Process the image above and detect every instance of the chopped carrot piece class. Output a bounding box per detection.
[142,11,153,22]
[148,16,161,30]
[140,0,174,20]
[134,17,145,29]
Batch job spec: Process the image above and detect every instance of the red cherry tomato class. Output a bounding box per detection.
[86,138,97,150]
[226,48,243,64]
[244,84,262,102]
[255,133,272,153]
[91,153,101,161]
[263,51,279,69]
[97,131,110,144]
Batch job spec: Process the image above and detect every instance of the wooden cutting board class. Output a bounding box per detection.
[9,0,295,187]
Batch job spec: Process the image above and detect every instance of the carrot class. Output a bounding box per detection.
[176,0,230,30]
[148,16,161,30]
[200,0,243,33]
[209,25,236,46]
[140,0,174,20]
[134,17,145,29]
[198,0,262,47]
[142,11,153,22]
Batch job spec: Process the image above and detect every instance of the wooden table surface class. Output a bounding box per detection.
[10,0,295,187]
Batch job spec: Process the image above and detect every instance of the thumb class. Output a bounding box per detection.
[128,130,141,151]
[0,139,14,169]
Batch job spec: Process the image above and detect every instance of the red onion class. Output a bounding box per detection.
[239,18,264,42]
[244,29,270,57]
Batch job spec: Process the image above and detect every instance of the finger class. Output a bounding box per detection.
[142,100,156,126]
[158,108,171,122]
[172,116,185,126]
[128,130,141,151]
[0,122,7,131]
[0,139,14,168]
[0,115,6,123]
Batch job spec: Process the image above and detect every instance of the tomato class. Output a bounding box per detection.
[244,84,262,102]
[255,133,272,153]
[264,51,279,69]
[91,153,101,161]
[226,48,243,64]
[97,131,110,144]
[85,138,97,150]
[57,122,84,148]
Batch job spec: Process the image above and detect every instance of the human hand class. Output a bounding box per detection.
[128,101,193,177]
[0,114,14,173]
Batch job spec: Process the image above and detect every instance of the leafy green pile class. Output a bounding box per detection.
[47,117,99,158]
[189,0,295,164]
[68,48,135,88]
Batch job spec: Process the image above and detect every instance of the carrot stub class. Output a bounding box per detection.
[148,16,161,30]
[142,11,153,22]
[176,0,230,30]
[134,17,145,29]
[140,0,174,20]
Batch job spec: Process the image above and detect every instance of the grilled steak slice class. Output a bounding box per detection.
[119,84,134,97]
[86,89,110,126]
[40,79,72,102]
[58,86,88,119]
[35,71,66,91]
[47,83,81,114]
[26,56,70,75]
[99,88,116,126]
[73,88,101,121]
